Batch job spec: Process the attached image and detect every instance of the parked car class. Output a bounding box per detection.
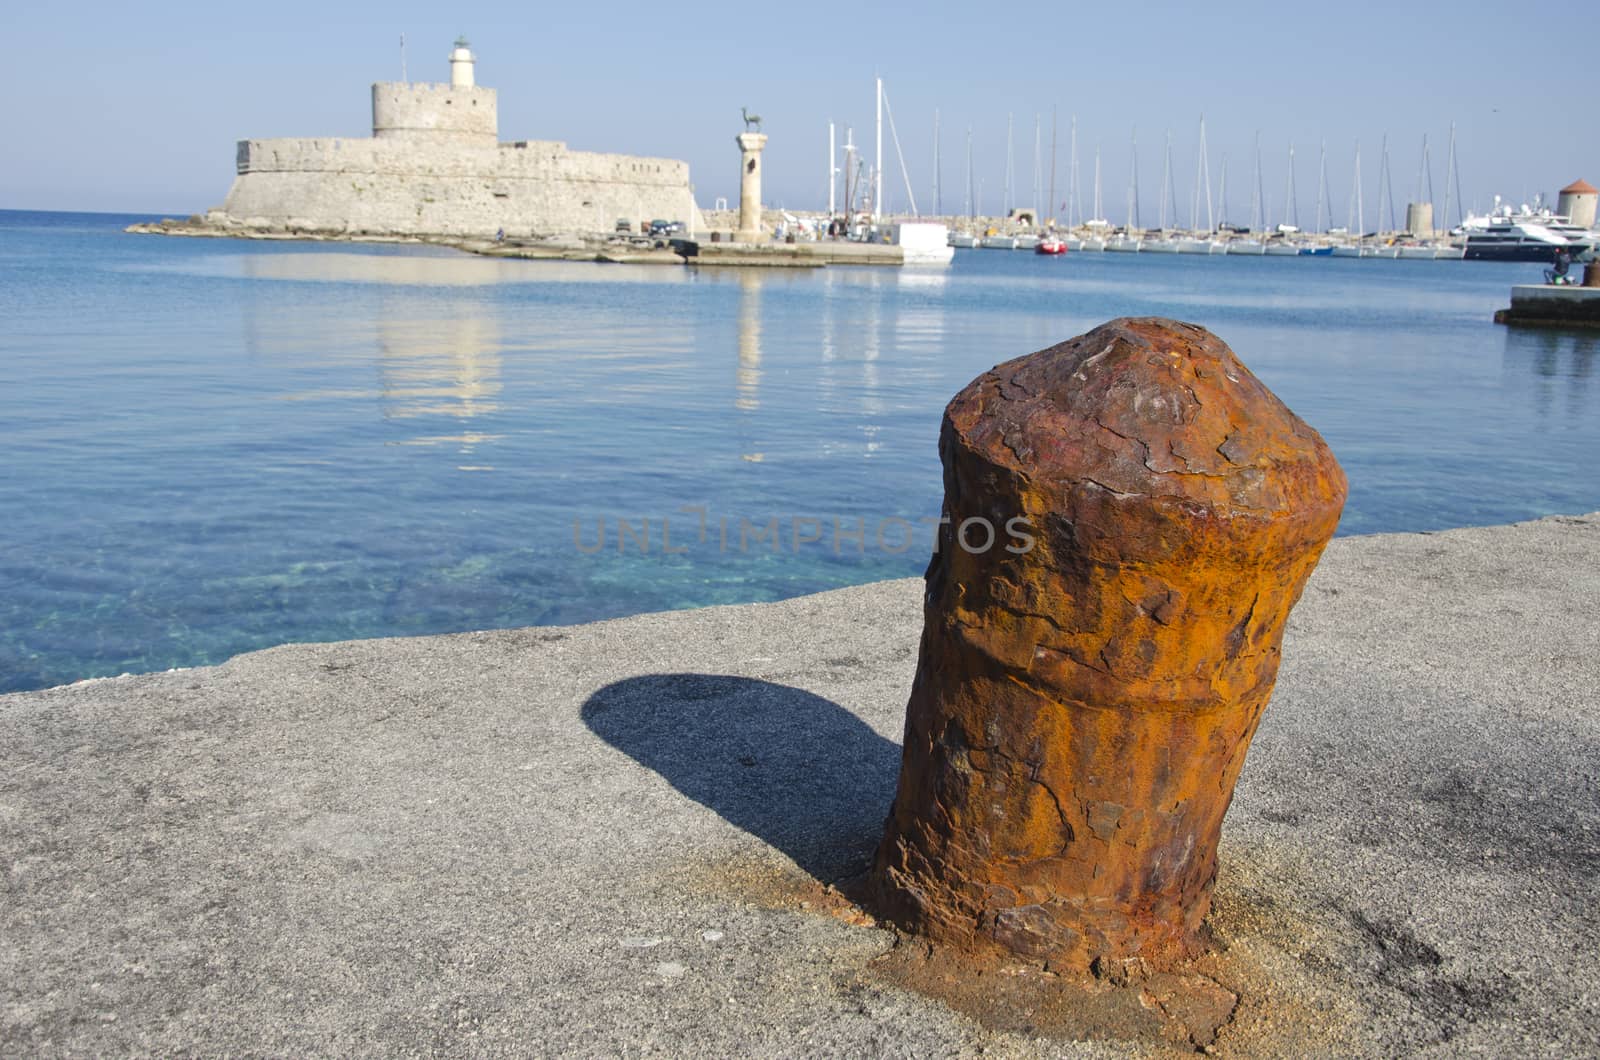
[615,219,633,234]
[648,219,684,236]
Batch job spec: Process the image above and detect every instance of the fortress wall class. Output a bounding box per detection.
[220,137,701,237]
[492,144,691,189]
[371,82,497,143]
[236,138,387,174]
[235,139,688,186]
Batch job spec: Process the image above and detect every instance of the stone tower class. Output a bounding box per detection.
[1558,179,1598,229]
[370,37,497,146]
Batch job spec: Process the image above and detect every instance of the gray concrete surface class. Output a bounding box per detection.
[2,513,1597,1057]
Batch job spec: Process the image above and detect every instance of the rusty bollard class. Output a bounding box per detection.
[871,317,1347,972]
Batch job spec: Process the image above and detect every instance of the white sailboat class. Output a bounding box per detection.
[1081,142,1108,250]
[1062,114,1084,249]
[1366,134,1398,257]
[1436,124,1466,259]
[981,123,1016,249]
[1067,114,1080,229]
[1299,139,1335,254]
[1313,140,1328,236]
[1209,154,1232,253]
[1144,132,1180,252]
[1264,142,1303,254]
[949,125,979,247]
[1108,131,1143,251]
[1176,116,1215,253]
[1228,133,1268,254]
[865,78,952,262]
[1332,140,1364,256]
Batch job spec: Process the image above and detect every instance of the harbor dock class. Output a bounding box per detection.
[472,235,909,268]
[3,513,1598,1055]
[125,218,912,268]
[1495,279,1600,327]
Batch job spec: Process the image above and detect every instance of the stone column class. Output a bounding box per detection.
[870,317,1347,973]
[735,132,768,243]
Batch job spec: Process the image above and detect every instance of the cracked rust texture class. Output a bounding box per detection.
[871,317,1347,972]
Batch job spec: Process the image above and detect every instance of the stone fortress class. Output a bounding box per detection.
[205,38,705,239]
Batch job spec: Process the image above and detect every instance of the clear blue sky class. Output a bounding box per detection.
[2,0,1576,226]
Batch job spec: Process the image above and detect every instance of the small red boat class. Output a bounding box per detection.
[1035,236,1068,256]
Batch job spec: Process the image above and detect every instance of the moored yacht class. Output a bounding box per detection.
[1460,195,1598,262]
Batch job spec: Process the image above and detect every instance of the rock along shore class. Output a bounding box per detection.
[3,513,1598,1056]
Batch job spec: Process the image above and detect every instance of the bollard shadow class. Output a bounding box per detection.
[581,674,900,883]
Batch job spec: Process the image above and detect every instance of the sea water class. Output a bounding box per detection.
[3,210,1597,692]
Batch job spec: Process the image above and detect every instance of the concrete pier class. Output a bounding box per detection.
[3,513,1599,1055]
[1495,283,1600,327]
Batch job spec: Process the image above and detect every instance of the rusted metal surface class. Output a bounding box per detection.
[870,317,1347,971]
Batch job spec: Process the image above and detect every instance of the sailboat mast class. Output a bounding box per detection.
[1128,129,1140,230]
[933,109,941,218]
[1191,120,1201,231]
[878,83,919,217]
[1069,116,1080,227]
[1415,133,1430,216]
[874,77,883,223]
[1250,132,1263,233]
[1352,140,1364,244]
[965,126,974,219]
[1005,113,1014,217]
[828,122,836,216]
[1049,108,1058,229]
[1218,155,1228,228]
[1159,130,1172,231]
[1442,122,1458,231]
[1315,140,1328,234]
[1281,141,1297,230]
[1033,115,1043,226]
[1378,132,1394,232]
[1093,143,1102,222]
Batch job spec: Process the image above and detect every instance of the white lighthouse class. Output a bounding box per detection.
[449,36,476,89]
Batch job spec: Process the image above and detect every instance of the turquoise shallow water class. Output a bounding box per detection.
[3,209,1598,692]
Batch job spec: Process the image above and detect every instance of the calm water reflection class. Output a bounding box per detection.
[2,210,1598,692]
[1507,328,1597,418]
